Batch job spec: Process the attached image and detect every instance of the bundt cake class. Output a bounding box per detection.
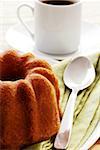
[0,50,60,150]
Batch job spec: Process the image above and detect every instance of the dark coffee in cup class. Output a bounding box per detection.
[42,0,74,5]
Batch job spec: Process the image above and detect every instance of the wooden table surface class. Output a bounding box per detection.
[0,0,100,149]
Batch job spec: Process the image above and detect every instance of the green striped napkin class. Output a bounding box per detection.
[26,53,100,150]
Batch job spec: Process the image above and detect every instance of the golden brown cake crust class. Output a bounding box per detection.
[27,67,60,104]
[0,50,60,150]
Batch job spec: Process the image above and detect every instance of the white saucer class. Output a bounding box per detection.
[6,21,100,60]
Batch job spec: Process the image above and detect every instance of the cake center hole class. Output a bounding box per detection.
[0,62,26,81]
[0,70,26,81]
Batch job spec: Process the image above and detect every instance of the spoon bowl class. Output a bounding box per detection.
[54,56,95,149]
[64,56,95,90]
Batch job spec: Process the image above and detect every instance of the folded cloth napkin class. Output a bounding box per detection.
[26,53,100,150]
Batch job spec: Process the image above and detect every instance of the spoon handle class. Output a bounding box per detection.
[54,89,78,149]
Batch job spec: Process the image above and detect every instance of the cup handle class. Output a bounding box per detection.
[17,3,34,37]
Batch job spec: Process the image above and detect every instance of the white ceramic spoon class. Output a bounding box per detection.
[54,56,95,149]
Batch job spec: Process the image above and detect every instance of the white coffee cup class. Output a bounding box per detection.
[17,0,82,54]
